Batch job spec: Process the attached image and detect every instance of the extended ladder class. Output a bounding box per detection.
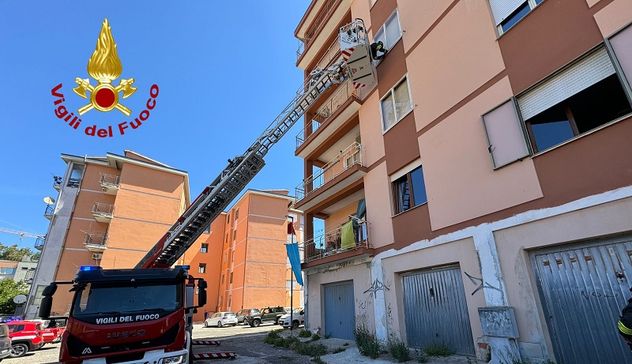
[137,19,372,269]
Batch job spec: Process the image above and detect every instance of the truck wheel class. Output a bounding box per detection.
[10,343,28,358]
[253,319,261,327]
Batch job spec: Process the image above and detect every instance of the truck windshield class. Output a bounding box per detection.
[72,282,182,318]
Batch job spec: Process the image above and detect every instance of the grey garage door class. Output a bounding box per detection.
[532,237,632,364]
[324,281,355,340]
[402,265,475,355]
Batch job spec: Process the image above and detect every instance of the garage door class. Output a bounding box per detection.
[403,265,475,355]
[532,237,632,364]
[323,281,355,340]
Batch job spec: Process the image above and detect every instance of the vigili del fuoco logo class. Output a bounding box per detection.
[50,18,159,137]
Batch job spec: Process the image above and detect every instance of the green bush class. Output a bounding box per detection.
[387,337,410,362]
[332,347,346,354]
[354,324,380,359]
[424,343,454,357]
[299,329,312,338]
[293,342,328,357]
[311,333,321,341]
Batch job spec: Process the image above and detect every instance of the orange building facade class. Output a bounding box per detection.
[25,150,191,317]
[182,190,303,322]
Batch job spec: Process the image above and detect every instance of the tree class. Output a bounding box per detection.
[0,243,36,262]
[0,279,28,314]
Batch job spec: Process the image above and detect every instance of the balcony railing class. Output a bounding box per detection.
[84,233,107,251]
[44,204,54,220]
[34,236,45,251]
[53,176,62,191]
[297,0,342,61]
[296,142,362,200]
[100,174,120,194]
[303,219,368,263]
[296,80,357,148]
[92,202,114,223]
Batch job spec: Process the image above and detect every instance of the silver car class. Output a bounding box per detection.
[204,312,238,328]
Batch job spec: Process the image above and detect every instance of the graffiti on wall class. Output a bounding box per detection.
[463,271,502,296]
[363,278,390,298]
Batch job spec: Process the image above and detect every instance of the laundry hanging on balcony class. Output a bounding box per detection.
[341,220,355,250]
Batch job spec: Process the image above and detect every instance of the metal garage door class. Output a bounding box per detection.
[324,281,355,340]
[532,237,632,364]
[403,265,475,355]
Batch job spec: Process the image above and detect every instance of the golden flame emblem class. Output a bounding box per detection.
[73,19,136,116]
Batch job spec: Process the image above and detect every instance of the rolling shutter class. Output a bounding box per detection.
[518,47,615,120]
[489,0,525,25]
[482,100,530,168]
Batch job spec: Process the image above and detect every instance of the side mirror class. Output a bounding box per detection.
[38,283,57,319]
[197,279,207,308]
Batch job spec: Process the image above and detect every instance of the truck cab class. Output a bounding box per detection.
[39,265,206,364]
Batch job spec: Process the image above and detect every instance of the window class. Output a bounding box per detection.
[381,77,412,130]
[518,47,631,153]
[227,214,230,224]
[234,209,239,220]
[374,10,402,51]
[221,274,225,284]
[490,0,544,35]
[392,166,427,214]
[198,263,206,274]
[204,224,211,234]
[229,272,233,284]
[232,230,237,241]
[200,243,208,253]
[67,163,84,187]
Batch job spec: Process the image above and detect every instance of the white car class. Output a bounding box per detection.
[278,309,304,329]
[204,312,238,328]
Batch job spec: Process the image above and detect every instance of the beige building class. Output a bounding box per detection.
[293,1,632,363]
[25,150,190,317]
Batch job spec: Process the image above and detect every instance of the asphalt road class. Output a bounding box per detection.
[5,322,287,363]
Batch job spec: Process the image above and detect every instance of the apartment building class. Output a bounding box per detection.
[25,150,190,318]
[293,1,632,363]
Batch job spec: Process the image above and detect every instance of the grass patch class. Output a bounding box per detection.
[354,324,381,359]
[263,332,327,358]
[387,337,410,362]
[423,343,454,357]
[298,329,312,338]
[332,347,346,354]
[311,333,321,341]
[293,342,328,357]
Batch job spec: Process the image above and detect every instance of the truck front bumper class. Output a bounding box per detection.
[81,348,189,364]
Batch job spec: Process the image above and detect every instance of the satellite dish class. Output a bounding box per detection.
[43,196,55,205]
[13,295,27,305]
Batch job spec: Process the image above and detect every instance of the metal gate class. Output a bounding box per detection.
[402,265,475,355]
[532,237,632,364]
[323,281,355,340]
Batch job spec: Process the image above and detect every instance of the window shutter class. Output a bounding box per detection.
[482,100,529,168]
[517,47,615,120]
[489,0,525,25]
[610,24,632,90]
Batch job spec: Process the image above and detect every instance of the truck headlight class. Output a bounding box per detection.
[162,354,186,364]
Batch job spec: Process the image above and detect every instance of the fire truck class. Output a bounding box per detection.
[38,19,381,364]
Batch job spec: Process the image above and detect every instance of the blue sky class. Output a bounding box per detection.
[0,1,310,249]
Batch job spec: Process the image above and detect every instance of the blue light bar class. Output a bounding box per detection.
[80,266,101,272]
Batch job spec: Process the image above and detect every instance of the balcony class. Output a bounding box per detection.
[44,204,54,220]
[84,233,107,252]
[52,176,62,191]
[295,142,366,211]
[34,236,45,251]
[100,174,120,195]
[92,202,114,223]
[296,80,362,158]
[303,219,370,265]
[296,0,351,69]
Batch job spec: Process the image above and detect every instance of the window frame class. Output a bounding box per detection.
[200,243,208,253]
[198,263,207,274]
[380,75,414,132]
[390,164,428,215]
[495,0,543,36]
[373,9,402,52]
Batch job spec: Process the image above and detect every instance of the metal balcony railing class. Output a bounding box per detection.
[53,176,62,191]
[296,142,362,200]
[44,204,54,220]
[303,219,368,263]
[296,80,357,148]
[84,233,107,250]
[297,0,342,60]
[92,202,114,219]
[34,236,45,251]
[100,174,120,192]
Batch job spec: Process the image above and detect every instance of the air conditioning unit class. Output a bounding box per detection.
[91,253,103,260]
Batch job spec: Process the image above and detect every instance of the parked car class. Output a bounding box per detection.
[236,308,252,325]
[32,319,66,343]
[245,306,286,327]
[7,321,44,357]
[0,324,11,361]
[204,312,238,328]
[278,309,304,329]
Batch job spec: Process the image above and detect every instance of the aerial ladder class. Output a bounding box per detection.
[136,18,377,269]
[39,19,382,364]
